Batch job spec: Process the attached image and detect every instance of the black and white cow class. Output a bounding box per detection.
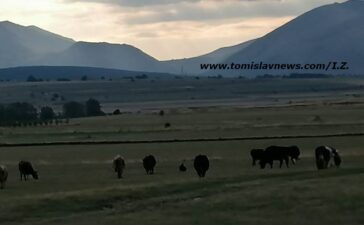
[315,146,341,170]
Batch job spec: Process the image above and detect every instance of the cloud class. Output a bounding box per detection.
[61,0,344,25]
[120,2,301,25]
[62,0,280,8]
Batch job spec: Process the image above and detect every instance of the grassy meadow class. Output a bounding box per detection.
[0,137,364,225]
[0,77,364,224]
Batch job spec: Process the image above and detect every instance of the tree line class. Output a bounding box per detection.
[0,98,104,127]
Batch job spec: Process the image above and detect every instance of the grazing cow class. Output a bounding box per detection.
[194,155,209,178]
[143,155,157,174]
[315,146,341,170]
[259,146,290,169]
[113,155,126,179]
[179,161,187,172]
[250,149,264,166]
[0,166,8,189]
[19,161,38,181]
[315,146,331,169]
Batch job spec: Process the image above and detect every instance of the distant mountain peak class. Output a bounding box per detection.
[0,20,16,24]
[0,20,21,27]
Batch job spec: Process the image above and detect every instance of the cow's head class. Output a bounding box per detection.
[32,171,39,180]
[292,146,300,159]
[333,154,341,167]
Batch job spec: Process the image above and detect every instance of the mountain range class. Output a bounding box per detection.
[0,0,363,77]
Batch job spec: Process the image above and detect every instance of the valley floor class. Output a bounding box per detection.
[0,77,364,224]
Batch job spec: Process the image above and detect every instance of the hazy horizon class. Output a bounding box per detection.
[0,0,346,60]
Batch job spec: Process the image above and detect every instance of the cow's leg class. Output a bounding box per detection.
[270,161,273,169]
[252,159,256,166]
[0,182,3,189]
[285,158,289,168]
[291,158,296,165]
[279,160,283,168]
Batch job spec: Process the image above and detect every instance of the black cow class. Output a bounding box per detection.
[113,155,126,179]
[259,146,290,169]
[315,146,341,170]
[19,161,38,181]
[194,155,209,178]
[259,146,301,169]
[179,160,187,172]
[143,155,157,174]
[250,149,264,166]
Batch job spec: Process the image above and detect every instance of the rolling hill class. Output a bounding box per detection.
[36,42,160,72]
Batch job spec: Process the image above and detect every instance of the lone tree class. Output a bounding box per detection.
[63,101,85,118]
[85,98,104,116]
[113,109,121,115]
[40,106,55,121]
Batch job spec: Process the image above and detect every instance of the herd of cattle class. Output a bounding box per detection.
[0,145,341,190]
[251,145,342,169]
[112,154,210,179]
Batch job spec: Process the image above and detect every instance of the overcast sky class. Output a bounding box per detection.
[0,0,345,60]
